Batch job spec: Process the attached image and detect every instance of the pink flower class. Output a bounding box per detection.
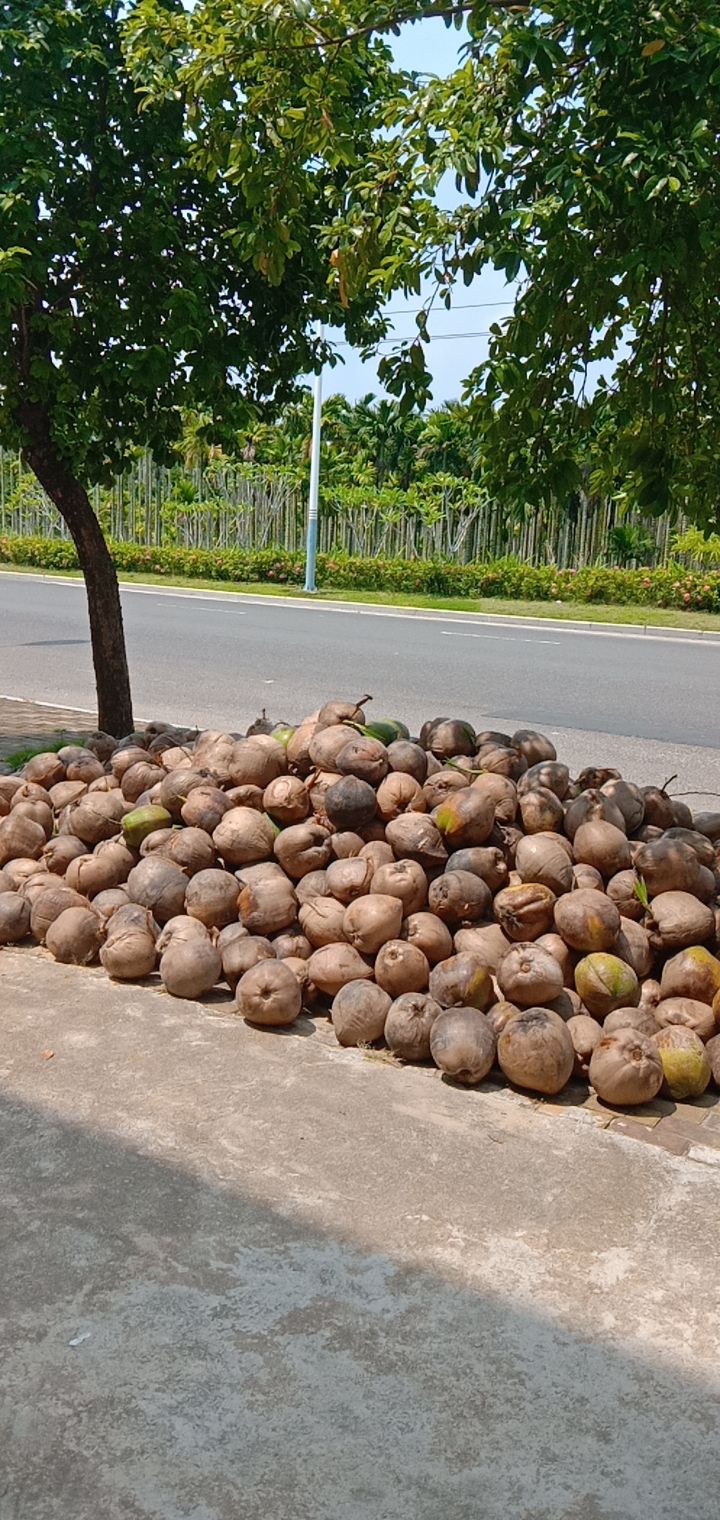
[642,577,651,586]
[683,592,691,603]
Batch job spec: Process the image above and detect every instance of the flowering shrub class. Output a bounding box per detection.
[0,535,718,611]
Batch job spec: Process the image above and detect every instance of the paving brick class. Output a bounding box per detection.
[609,1119,690,1156]
[583,1093,663,1126]
[659,1116,720,1149]
[669,1096,718,1124]
[701,1110,720,1132]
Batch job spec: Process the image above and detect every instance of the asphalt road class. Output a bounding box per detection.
[1,572,719,797]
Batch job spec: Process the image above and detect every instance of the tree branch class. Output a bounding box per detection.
[291,1,524,51]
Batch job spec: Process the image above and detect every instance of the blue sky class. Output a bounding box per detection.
[325,18,514,406]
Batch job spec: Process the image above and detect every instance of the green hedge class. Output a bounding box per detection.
[2,534,719,611]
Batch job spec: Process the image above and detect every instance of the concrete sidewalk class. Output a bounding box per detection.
[1,948,719,1520]
[0,694,93,762]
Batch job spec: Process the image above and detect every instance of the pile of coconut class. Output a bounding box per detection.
[1,698,719,1108]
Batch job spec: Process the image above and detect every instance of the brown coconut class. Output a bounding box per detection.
[553,888,621,953]
[46,905,104,965]
[589,1028,663,1105]
[235,959,302,1026]
[384,991,443,1060]
[497,1006,574,1094]
[430,1007,496,1084]
[331,981,391,1047]
[374,940,430,996]
[497,943,564,1007]
[343,894,403,955]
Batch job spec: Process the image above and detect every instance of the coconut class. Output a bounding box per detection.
[640,978,662,1009]
[603,1005,660,1038]
[664,827,717,869]
[294,869,331,907]
[553,888,621,953]
[574,953,640,1019]
[306,944,373,997]
[600,779,645,833]
[298,896,348,948]
[208,808,273,868]
[0,812,46,866]
[517,760,570,801]
[155,914,209,951]
[272,929,312,961]
[589,1028,663,1105]
[519,788,565,835]
[308,723,360,772]
[60,752,102,786]
[497,1006,574,1094]
[235,874,296,936]
[370,860,428,916]
[100,914,158,979]
[184,869,240,929]
[468,781,515,832]
[690,811,720,843]
[374,940,430,996]
[706,1033,720,1087]
[227,739,285,790]
[335,735,389,786]
[11,798,54,840]
[67,791,126,845]
[0,891,31,943]
[384,991,443,1060]
[160,932,222,999]
[401,912,454,965]
[93,888,131,921]
[386,739,428,783]
[566,1014,603,1078]
[512,729,557,766]
[535,932,575,987]
[326,856,374,904]
[633,837,706,898]
[375,772,426,823]
[641,786,676,830]
[497,943,564,1008]
[647,891,715,950]
[515,834,574,895]
[654,1026,712,1099]
[431,787,495,852]
[572,863,604,892]
[605,870,644,921]
[126,857,187,923]
[331,981,391,1047]
[422,769,468,810]
[428,953,493,1011]
[563,791,627,842]
[30,883,89,943]
[46,905,104,965]
[420,718,476,760]
[177,786,231,834]
[22,750,65,788]
[446,847,508,893]
[428,870,491,926]
[660,946,720,1006]
[343,894,403,955]
[573,820,632,879]
[453,923,511,972]
[262,776,310,826]
[475,743,526,780]
[614,920,653,982]
[235,959,302,1026]
[42,836,89,875]
[654,997,716,1043]
[221,932,273,990]
[486,1000,521,1036]
[384,814,447,872]
[430,1007,496,1085]
[493,883,556,941]
[65,841,135,899]
[274,821,333,880]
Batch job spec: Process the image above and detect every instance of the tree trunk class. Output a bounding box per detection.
[18,405,134,737]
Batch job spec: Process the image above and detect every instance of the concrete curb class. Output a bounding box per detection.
[3,567,720,645]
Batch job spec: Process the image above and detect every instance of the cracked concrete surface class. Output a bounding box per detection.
[1,948,719,1520]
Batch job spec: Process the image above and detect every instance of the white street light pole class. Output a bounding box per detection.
[304,328,323,593]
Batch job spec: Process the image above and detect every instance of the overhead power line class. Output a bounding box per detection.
[382,300,513,315]
[335,329,492,348]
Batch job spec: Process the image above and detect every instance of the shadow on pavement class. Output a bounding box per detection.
[0,1086,717,1520]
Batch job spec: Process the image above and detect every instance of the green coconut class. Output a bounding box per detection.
[574,953,640,1020]
[654,1026,712,1100]
[122,805,172,848]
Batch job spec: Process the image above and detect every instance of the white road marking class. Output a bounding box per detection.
[440,630,562,645]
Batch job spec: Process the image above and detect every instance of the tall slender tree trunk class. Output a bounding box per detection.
[17,404,134,737]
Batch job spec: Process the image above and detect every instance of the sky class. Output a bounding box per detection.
[324,18,515,407]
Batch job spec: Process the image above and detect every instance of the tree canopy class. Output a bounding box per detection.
[366,1,720,526]
[0,0,425,730]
